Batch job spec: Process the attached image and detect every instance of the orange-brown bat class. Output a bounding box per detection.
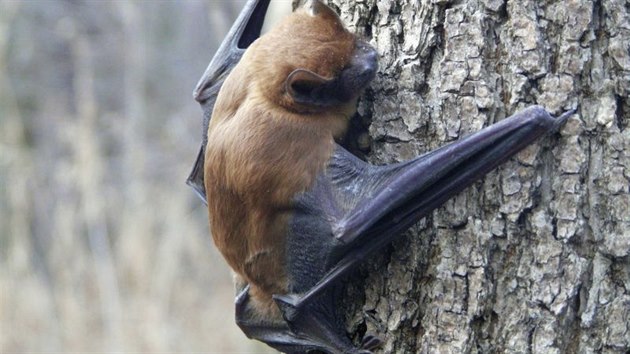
[187,1,574,353]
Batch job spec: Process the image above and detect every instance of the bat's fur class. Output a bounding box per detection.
[204,1,363,317]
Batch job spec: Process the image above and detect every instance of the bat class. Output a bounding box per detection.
[187,1,574,353]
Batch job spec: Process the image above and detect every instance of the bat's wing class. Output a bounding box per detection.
[279,106,574,309]
[334,106,572,245]
[187,0,271,203]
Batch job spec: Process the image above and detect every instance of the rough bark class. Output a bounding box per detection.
[328,0,630,353]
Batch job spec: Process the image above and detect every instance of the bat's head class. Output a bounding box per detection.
[249,0,377,114]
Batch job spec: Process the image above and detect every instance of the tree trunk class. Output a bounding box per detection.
[328,0,630,353]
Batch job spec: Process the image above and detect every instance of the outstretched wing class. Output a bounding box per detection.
[333,106,572,245]
[187,0,271,203]
[292,106,573,304]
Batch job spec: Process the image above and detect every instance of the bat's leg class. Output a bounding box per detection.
[236,285,372,354]
[235,286,311,353]
[235,284,374,353]
[272,291,376,354]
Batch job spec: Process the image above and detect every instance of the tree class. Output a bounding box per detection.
[328,0,630,352]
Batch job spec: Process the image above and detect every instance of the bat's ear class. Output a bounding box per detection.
[286,69,337,107]
[302,0,340,20]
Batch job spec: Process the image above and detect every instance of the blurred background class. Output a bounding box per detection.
[0,1,290,352]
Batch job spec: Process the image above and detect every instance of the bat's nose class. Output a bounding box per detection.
[353,40,378,82]
[356,40,377,61]
[334,41,377,102]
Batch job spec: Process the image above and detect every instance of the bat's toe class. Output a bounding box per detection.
[360,334,383,351]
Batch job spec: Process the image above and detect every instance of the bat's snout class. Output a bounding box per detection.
[353,40,378,82]
[338,40,378,97]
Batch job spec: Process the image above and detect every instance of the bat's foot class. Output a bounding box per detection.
[360,334,383,351]
[236,286,364,354]
[274,293,370,354]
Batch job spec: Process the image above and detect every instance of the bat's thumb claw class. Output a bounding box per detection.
[273,294,301,322]
[552,107,577,131]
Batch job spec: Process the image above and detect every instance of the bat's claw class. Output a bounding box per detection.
[552,107,577,131]
[360,334,383,351]
[273,292,367,354]
[273,293,302,322]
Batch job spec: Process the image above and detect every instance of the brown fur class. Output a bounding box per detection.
[204,3,361,316]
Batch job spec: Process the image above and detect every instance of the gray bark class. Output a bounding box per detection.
[328,0,630,353]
